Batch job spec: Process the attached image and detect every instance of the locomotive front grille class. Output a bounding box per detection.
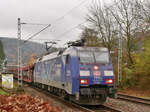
[80,87,107,95]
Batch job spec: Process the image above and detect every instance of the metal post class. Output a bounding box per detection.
[16,18,50,91]
[17,18,23,90]
[2,59,6,73]
[118,26,122,86]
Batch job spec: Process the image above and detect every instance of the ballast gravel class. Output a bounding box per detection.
[105,98,150,112]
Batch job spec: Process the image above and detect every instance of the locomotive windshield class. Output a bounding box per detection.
[78,51,109,63]
[94,52,109,63]
[78,51,95,63]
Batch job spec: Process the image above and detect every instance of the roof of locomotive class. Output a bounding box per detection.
[36,46,108,62]
[75,46,108,51]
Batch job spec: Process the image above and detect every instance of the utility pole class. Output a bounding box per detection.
[17,18,51,91]
[118,26,122,86]
[17,18,23,90]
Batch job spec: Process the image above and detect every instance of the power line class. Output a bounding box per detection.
[56,21,87,38]
[22,0,88,43]
[30,39,60,41]
[21,23,50,26]
[24,21,86,43]
[24,24,51,43]
[53,0,120,40]
[52,0,88,24]
[19,0,88,44]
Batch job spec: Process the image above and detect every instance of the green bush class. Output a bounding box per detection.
[122,67,136,88]
[121,37,150,90]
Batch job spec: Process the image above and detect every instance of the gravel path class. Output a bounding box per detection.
[24,85,83,112]
[105,98,150,112]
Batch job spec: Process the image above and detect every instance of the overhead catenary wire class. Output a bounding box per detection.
[30,39,60,41]
[51,0,88,24]
[20,0,119,44]
[52,0,120,41]
[21,0,88,43]
[22,0,120,44]
[24,24,51,43]
[21,23,50,26]
[56,20,87,39]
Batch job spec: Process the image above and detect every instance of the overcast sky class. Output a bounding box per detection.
[0,0,112,47]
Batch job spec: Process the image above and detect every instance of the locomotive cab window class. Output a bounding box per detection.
[78,51,94,63]
[78,50,110,63]
[94,51,109,63]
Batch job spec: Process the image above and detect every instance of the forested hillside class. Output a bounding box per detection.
[0,37,46,65]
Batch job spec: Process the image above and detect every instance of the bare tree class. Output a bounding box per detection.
[80,27,101,47]
[109,0,146,64]
[138,0,150,34]
[85,0,149,64]
[142,0,150,23]
[86,1,118,51]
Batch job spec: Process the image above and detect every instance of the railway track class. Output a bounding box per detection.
[85,104,122,112]
[118,93,150,106]
[25,84,122,112]
[26,84,93,112]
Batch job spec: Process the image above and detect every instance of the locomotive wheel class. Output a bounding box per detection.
[61,90,67,99]
[62,91,69,100]
[54,88,58,94]
[50,87,54,93]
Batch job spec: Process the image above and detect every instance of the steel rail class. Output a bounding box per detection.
[86,104,122,112]
[102,104,122,112]
[27,84,122,112]
[118,93,150,106]
[10,79,122,112]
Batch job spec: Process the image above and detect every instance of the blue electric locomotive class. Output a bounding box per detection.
[33,46,117,105]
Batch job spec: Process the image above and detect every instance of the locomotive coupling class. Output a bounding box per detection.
[108,88,117,99]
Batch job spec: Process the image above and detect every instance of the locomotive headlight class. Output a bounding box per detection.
[80,80,85,83]
[105,79,113,84]
[108,79,113,83]
[80,79,89,84]
[94,65,99,70]
[104,71,114,76]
